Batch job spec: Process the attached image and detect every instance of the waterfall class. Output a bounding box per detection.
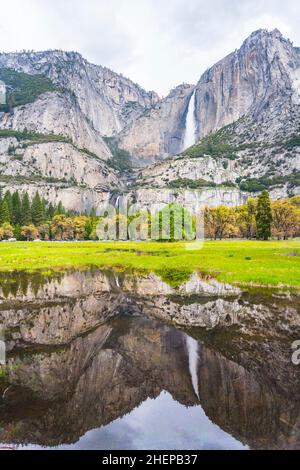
[182,90,197,151]
[186,335,200,400]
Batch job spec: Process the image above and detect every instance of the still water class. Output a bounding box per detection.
[0,269,299,450]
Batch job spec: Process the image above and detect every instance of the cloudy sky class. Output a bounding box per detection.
[0,0,299,95]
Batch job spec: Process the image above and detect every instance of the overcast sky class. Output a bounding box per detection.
[0,0,299,95]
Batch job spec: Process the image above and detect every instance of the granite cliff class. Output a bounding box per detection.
[0,29,299,211]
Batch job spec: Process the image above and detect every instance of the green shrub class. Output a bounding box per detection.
[104,136,132,172]
[0,67,60,111]
[0,129,71,143]
[239,171,300,192]
[285,135,300,149]
[168,178,216,189]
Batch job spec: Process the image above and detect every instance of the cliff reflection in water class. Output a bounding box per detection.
[0,269,300,450]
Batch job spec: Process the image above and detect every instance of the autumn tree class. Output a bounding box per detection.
[272,200,300,239]
[236,198,257,239]
[38,223,51,241]
[0,223,13,240]
[204,206,234,240]
[290,195,300,209]
[73,216,88,240]
[51,215,73,240]
[21,224,39,241]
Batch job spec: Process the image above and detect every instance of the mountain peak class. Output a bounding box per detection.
[242,28,292,48]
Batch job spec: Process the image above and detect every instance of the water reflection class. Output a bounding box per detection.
[0,269,299,450]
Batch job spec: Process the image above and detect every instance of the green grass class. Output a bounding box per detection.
[0,240,299,289]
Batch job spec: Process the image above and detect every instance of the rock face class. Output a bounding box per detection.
[128,187,248,211]
[0,50,159,136]
[119,84,194,166]
[0,92,112,159]
[137,155,240,185]
[194,29,300,139]
[119,29,300,163]
[0,140,117,186]
[0,29,299,210]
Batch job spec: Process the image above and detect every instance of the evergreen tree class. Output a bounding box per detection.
[90,207,96,219]
[13,224,22,241]
[256,190,273,240]
[0,191,2,224]
[47,202,55,219]
[21,192,32,225]
[84,218,93,239]
[11,191,22,225]
[0,199,10,223]
[56,201,65,215]
[3,191,12,223]
[31,192,44,226]
[41,198,47,221]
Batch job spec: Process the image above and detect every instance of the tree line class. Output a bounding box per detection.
[0,189,299,241]
[0,189,97,241]
[204,191,300,240]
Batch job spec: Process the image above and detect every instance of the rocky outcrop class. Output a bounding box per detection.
[0,50,159,136]
[0,92,112,159]
[135,141,300,196]
[0,140,118,187]
[137,155,240,185]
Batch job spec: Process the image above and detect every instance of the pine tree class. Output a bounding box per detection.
[21,192,32,225]
[13,224,22,241]
[84,218,93,239]
[90,207,96,219]
[0,190,2,224]
[11,191,22,225]
[3,191,12,223]
[0,200,10,223]
[57,201,65,215]
[47,202,55,219]
[256,190,273,240]
[41,198,47,221]
[31,192,44,226]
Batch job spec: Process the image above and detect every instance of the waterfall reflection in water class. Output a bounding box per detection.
[186,336,200,400]
[0,269,300,450]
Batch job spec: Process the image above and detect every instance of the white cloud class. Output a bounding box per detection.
[0,0,299,95]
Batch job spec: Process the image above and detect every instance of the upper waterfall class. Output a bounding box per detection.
[182,90,197,151]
